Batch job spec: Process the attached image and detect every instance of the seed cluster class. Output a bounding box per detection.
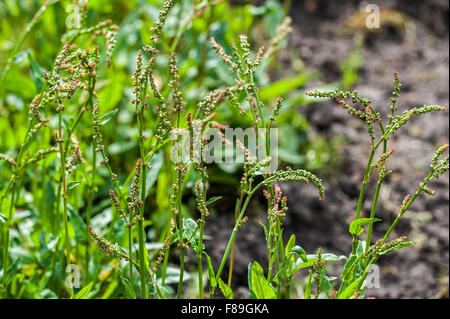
[269,168,325,201]
[88,225,127,261]
[263,184,288,228]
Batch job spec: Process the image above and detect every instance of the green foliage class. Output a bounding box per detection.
[0,0,447,300]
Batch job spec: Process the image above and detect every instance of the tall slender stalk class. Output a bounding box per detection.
[57,110,73,297]
[137,109,148,298]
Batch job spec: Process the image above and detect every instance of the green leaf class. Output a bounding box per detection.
[2,258,21,286]
[182,217,198,243]
[28,52,46,93]
[285,234,296,257]
[117,268,136,299]
[356,240,366,257]
[248,261,276,299]
[278,148,305,165]
[259,73,310,101]
[259,222,269,244]
[43,180,56,233]
[99,109,119,126]
[72,281,93,299]
[144,151,164,199]
[304,270,313,299]
[67,181,81,191]
[0,213,7,225]
[349,218,381,236]
[337,279,362,299]
[290,245,307,262]
[205,196,223,206]
[218,278,234,299]
[205,253,217,290]
[160,267,190,285]
[341,254,358,279]
[1,198,13,224]
[67,205,87,242]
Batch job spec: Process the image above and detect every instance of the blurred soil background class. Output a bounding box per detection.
[206,0,449,299]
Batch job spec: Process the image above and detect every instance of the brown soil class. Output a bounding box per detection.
[205,0,449,299]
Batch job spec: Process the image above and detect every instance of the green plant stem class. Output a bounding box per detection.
[84,142,96,284]
[197,174,208,299]
[83,78,95,285]
[1,182,16,299]
[211,180,267,298]
[136,98,148,298]
[364,117,388,250]
[57,111,73,297]
[1,121,34,298]
[352,149,376,254]
[137,219,147,298]
[227,70,274,286]
[382,173,431,243]
[383,156,447,244]
[161,234,173,286]
[227,193,243,286]
[175,168,185,299]
[364,178,382,253]
[127,225,134,296]
[285,277,291,299]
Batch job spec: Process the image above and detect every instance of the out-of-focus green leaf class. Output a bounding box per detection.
[218,278,234,299]
[259,73,310,101]
[349,218,381,236]
[67,205,87,242]
[248,261,276,299]
[72,281,94,299]
[99,109,119,126]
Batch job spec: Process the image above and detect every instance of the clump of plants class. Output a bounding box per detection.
[0,0,448,300]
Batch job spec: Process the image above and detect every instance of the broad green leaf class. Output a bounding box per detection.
[2,258,21,286]
[248,261,276,299]
[182,217,198,243]
[144,151,164,199]
[72,281,93,299]
[67,205,87,242]
[278,148,305,165]
[67,181,81,191]
[28,53,46,92]
[99,109,119,126]
[117,268,136,299]
[259,73,310,101]
[304,270,313,299]
[285,234,296,257]
[337,279,362,299]
[218,278,234,299]
[160,267,191,285]
[349,218,381,236]
[290,245,307,262]
[341,254,358,279]
[43,180,56,233]
[356,240,366,257]
[0,213,7,225]
[205,253,217,290]
[1,198,13,224]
